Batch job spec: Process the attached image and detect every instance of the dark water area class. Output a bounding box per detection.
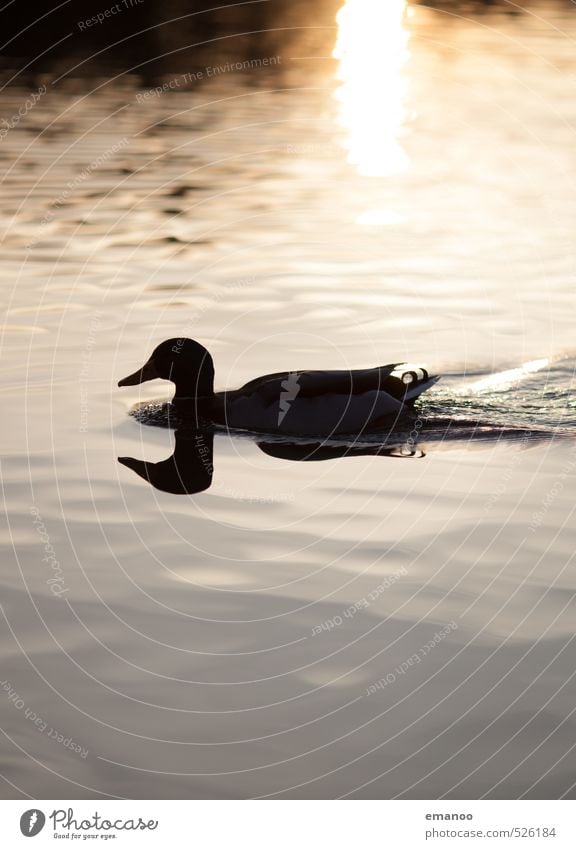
[1,0,336,80]
[2,0,576,801]
[1,0,572,80]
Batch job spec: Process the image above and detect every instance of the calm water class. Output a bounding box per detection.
[2,1,576,798]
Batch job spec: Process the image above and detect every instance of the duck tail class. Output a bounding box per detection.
[388,365,440,404]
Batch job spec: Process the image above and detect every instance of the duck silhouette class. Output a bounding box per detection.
[117,421,550,495]
[118,338,439,436]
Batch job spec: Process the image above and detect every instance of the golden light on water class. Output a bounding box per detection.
[466,359,550,393]
[333,0,411,177]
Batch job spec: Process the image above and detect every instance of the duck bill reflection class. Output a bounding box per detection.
[117,456,151,478]
[118,358,159,387]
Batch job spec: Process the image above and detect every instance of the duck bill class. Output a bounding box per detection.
[118,358,158,387]
[118,456,152,481]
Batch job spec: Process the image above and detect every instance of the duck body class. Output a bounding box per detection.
[119,339,439,436]
[209,365,437,434]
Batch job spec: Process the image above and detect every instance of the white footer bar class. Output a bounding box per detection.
[1,799,574,848]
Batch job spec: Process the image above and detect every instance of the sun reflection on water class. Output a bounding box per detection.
[465,359,551,393]
[333,0,411,177]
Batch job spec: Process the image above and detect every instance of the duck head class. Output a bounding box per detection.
[118,338,214,400]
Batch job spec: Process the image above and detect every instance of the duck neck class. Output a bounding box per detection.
[172,372,214,416]
[171,394,214,431]
[173,386,214,402]
[172,364,214,401]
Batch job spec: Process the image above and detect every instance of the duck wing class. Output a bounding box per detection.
[235,364,401,404]
[235,364,438,405]
[216,364,438,435]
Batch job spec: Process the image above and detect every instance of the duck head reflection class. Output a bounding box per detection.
[119,430,214,495]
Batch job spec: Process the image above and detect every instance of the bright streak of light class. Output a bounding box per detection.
[465,359,550,393]
[333,0,410,177]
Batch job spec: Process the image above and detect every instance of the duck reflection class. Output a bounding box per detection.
[257,440,423,462]
[118,428,426,494]
[117,419,554,495]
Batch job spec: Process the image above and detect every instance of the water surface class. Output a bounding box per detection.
[2,0,576,799]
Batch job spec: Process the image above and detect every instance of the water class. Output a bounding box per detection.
[2,1,576,798]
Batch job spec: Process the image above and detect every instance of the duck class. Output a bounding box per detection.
[118,338,439,436]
